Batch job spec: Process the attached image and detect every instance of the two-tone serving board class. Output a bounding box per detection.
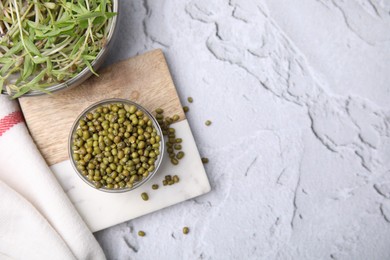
[19,49,211,232]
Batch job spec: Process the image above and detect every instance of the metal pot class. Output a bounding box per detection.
[1,0,119,97]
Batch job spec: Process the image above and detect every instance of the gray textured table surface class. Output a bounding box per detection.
[94,0,390,259]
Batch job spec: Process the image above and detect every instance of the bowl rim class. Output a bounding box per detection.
[68,98,165,193]
[1,0,119,97]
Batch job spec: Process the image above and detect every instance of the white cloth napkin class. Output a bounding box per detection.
[0,96,106,260]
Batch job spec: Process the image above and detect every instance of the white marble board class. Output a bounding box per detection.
[52,120,211,232]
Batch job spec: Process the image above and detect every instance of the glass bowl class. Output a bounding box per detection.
[68,98,164,193]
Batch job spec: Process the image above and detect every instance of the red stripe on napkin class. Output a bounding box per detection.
[0,111,24,137]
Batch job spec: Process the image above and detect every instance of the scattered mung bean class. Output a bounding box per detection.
[154,108,185,165]
[141,192,149,201]
[176,152,185,159]
[171,158,179,165]
[172,115,180,122]
[155,108,164,114]
[183,227,189,235]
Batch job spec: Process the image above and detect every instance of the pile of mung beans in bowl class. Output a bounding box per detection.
[69,99,164,193]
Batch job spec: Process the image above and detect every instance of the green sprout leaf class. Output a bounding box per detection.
[0,0,116,97]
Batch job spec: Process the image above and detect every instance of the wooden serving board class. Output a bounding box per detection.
[18,49,211,232]
[20,49,185,166]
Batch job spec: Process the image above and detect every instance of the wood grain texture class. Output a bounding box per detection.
[19,49,185,166]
